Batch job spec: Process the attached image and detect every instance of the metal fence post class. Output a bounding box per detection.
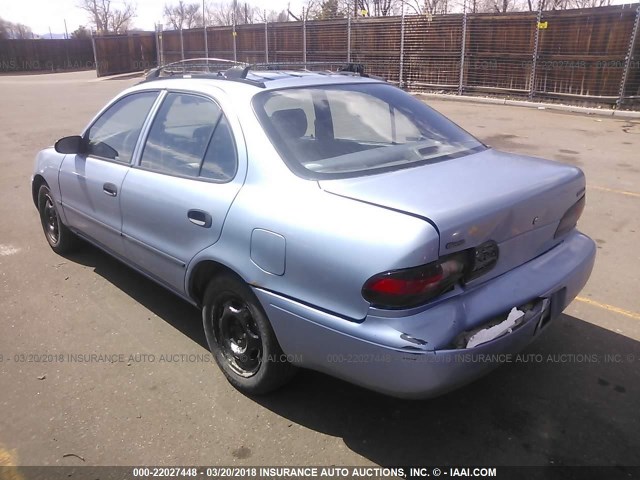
[617,5,640,108]
[160,27,165,66]
[233,14,237,61]
[303,14,307,67]
[90,30,99,76]
[265,13,269,63]
[399,4,405,88]
[347,15,351,62]
[155,25,161,66]
[458,1,467,96]
[180,27,185,60]
[529,0,543,100]
[203,0,208,57]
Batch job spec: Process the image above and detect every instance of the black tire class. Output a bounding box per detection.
[37,184,79,254]
[202,273,297,395]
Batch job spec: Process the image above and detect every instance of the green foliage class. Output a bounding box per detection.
[313,0,345,20]
[71,26,91,39]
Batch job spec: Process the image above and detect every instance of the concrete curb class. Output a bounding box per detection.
[412,92,640,119]
[94,71,145,82]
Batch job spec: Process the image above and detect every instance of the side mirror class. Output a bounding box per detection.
[54,135,85,154]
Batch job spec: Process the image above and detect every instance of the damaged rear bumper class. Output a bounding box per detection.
[254,230,596,399]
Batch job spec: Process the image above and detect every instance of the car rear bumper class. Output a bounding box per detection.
[253,230,596,398]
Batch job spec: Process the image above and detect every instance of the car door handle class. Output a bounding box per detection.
[187,209,212,228]
[103,183,118,197]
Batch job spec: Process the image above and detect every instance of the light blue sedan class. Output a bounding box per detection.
[32,63,596,398]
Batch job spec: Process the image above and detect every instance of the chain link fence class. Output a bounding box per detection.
[95,4,640,108]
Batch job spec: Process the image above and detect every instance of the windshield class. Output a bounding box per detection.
[253,83,485,179]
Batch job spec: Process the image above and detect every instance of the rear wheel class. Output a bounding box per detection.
[202,274,296,395]
[37,184,79,254]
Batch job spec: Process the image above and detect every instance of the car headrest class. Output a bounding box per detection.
[270,108,308,139]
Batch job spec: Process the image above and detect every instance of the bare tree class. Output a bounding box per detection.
[207,2,235,25]
[12,23,34,38]
[164,1,202,29]
[524,0,570,11]
[466,0,521,12]
[202,0,288,25]
[206,1,260,25]
[0,17,34,39]
[301,0,318,20]
[401,0,449,15]
[78,0,136,34]
[254,9,289,22]
[353,0,401,16]
[570,0,610,7]
[304,0,402,18]
[109,5,136,32]
[491,0,518,12]
[546,0,570,9]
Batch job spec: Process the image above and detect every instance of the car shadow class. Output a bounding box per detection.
[66,242,208,350]
[256,315,640,467]
[66,242,640,467]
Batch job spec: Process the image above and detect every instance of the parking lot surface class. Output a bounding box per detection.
[0,71,638,467]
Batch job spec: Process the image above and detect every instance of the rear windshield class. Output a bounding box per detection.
[253,83,485,179]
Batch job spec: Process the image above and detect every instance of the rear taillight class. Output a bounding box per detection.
[362,253,469,309]
[554,195,585,239]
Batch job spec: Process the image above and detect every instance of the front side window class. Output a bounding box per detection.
[85,91,158,163]
[253,83,485,179]
[140,93,237,181]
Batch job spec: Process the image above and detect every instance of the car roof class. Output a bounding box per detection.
[139,66,385,96]
[239,70,385,90]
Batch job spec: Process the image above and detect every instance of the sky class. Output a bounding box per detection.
[1,0,305,36]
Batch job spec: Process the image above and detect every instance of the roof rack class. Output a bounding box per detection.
[247,61,382,79]
[142,58,384,87]
[144,58,245,78]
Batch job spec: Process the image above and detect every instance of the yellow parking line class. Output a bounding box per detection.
[575,296,640,320]
[589,185,640,198]
[0,445,24,480]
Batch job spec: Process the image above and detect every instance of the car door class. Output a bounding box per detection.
[58,91,159,256]
[120,91,243,293]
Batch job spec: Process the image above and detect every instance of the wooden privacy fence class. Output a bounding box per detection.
[94,4,640,107]
[0,39,94,73]
[92,33,157,77]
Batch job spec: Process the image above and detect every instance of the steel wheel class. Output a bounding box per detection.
[202,273,297,395]
[214,296,263,377]
[37,184,79,254]
[42,191,60,245]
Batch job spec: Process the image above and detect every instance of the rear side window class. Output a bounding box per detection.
[140,93,237,181]
[200,116,237,181]
[85,91,158,163]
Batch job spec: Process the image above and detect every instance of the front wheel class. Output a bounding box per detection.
[37,184,79,254]
[202,274,296,395]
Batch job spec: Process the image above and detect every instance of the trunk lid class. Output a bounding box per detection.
[319,148,585,275]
